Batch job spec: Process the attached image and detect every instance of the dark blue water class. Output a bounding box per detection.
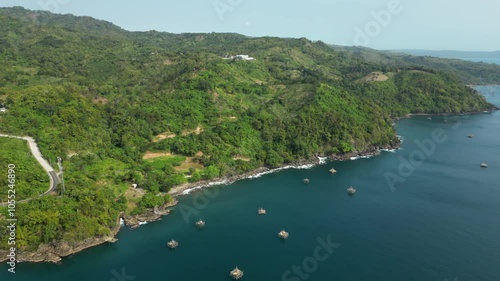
[2,86,500,281]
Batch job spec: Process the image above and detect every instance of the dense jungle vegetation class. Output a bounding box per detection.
[0,7,497,251]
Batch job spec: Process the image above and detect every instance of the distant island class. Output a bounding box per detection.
[388,49,500,65]
[390,49,500,60]
[0,6,499,263]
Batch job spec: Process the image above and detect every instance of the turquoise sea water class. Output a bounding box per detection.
[2,86,500,281]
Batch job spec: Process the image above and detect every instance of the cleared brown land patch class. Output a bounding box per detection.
[409,70,432,74]
[153,132,176,142]
[67,151,79,158]
[174,157,204,172]
[143,151,173,160]
[359,72,389,83]
[92,97,109,104]
[195,151,204,157]
[232,156,251,161]
[124,185,146,213]
[163,59,174,65]
[182,126,204,136]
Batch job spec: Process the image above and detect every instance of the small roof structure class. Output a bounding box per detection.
[230,267,244,279]
[278,230,289,239]
[167,239,178,249]
[347,186,356,195]
[196,219,205,228]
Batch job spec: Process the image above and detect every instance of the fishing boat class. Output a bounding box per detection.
[167,239,178,249]
[347,186,356,195]
[230,267,244,279]
[278,230,289,239]
[196,219,205,228]
[258,208,266,215]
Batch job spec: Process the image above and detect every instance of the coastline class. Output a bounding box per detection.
[0,200,178,264]
[0,143,400,264]
[403,107,499,118]
[165,107,500,198]
[4,105,496,264]
[168,143,401,197]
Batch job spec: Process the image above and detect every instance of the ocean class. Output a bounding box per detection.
[1,87,500,281]
[459,58,500,65]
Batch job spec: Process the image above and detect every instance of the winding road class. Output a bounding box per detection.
[0,133,60,206]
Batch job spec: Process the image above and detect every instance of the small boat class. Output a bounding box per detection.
[167,239,178,249]
[467,134,474,138]
[278,230,289,239]
[427,117,432,120]
[329,168,337,174]
[195,219,205,228]
[480,162,488,168]
[230,267,244,280]
[258,208,266,215]
[347,186,356,195]
[303,178,310,184]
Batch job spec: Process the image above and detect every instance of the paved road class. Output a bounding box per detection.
[0,133,59,206]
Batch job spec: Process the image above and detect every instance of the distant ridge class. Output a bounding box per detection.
[390,49,500,60]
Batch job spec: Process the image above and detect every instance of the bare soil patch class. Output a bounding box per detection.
[143,151,173,160]
[153,132,176,142]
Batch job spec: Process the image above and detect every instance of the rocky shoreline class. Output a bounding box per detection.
[122,199,178,229]
[403,107,499,118]
[0,221,121,264]
[0,97,495,265]
[168,142,401,196]
[0,142,399,264]
[0,200,178,264]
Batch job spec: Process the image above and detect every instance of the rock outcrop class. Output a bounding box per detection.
[123,199,178,229]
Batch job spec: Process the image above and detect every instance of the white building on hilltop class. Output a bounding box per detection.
[223,55,255,61]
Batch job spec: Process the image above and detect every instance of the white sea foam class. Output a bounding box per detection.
[248,166,291,179]
[349,155,373,161]
[180,159,322,195]
[138,221,148,226]
[379,148,397,153]
[295,164,315,169]
[249,162,317,179]
[181,179,231,195]
[119,218,125,226]
[318,156,328,164]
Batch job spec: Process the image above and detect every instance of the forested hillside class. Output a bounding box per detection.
[332,45,500,84]
[0,7,496,252]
